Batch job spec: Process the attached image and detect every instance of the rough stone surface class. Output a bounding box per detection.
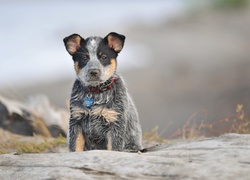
[0,133,250,179]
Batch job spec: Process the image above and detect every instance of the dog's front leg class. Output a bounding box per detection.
[68,117,85,152]
[107,120,126,151]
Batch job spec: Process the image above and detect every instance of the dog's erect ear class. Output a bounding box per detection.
[63,34,83,55]
[104,32,125,53]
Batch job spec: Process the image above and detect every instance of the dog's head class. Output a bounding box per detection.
[64,32,125,86]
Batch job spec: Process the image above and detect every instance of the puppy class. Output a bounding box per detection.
[63,32,142,151]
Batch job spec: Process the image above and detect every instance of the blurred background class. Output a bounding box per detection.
[0,0,250,138]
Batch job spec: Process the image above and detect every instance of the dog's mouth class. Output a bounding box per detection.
[87,79,102,86]
[87,76,106,86]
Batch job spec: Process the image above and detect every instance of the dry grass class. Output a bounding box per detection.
[0,134,66,154]
[143,104,250,143]
[167,104,250,140]
[143,127,166,143]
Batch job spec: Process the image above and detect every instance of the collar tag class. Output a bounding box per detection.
[82,97,94,109]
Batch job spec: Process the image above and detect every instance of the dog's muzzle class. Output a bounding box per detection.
[88,69,101,81]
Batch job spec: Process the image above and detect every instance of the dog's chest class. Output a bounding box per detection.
[79,106,119,150]
[81,111,107,149]
[79,92,121,149]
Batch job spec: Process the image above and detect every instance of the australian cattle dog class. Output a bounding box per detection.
[63,32,142,152]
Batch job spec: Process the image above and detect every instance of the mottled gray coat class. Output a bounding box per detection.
[68,74,142,151]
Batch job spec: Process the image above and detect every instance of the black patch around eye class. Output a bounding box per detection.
[72,47,89,69]
[99,54,110,66]
[97,41,117,66]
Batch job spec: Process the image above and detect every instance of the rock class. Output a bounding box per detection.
[0,95,68,137]
[0,133,249,179]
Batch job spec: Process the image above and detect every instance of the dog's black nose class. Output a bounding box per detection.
[88,69,101,79]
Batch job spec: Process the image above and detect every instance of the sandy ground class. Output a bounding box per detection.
[1,7,250,137]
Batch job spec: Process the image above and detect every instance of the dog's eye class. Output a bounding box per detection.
[82,55,88,60]
[101,55,108,60]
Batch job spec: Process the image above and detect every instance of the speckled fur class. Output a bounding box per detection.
[64,32,142,152]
